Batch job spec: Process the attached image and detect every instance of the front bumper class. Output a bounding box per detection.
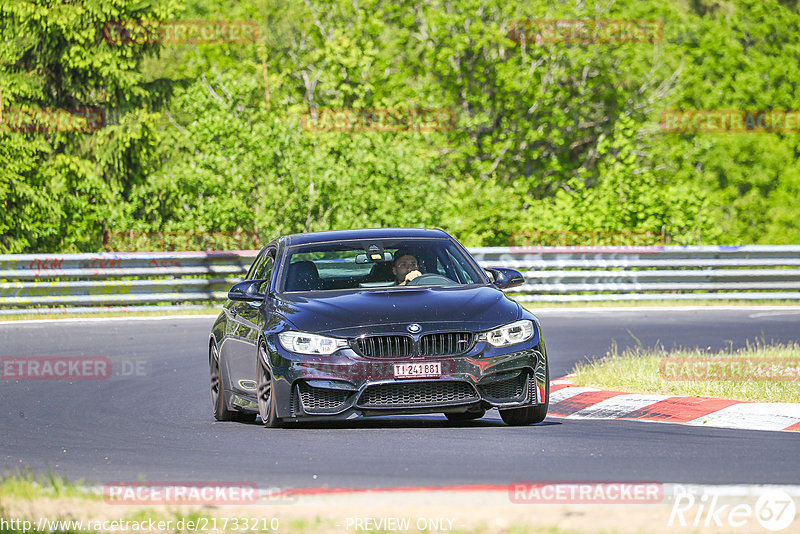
[263,336,547,421]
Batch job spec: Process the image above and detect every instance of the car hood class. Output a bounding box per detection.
[274,285,521,337]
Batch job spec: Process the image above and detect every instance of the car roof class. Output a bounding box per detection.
[279,228,451,247]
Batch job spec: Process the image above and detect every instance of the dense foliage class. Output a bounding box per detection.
[2,0,799,252]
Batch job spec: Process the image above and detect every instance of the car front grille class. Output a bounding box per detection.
[354,332,475,358]
[357,381,478,408]
[420,332,474,356]
[479,372,526,402]
[355,335,413,359]
[297,382,354,414]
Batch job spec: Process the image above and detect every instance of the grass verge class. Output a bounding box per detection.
[0,468,98,501]
[571,341,800,402]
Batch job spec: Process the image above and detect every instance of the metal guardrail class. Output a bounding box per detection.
[0,251,256,313]
[470,245,800,302]
[0,245,799,314]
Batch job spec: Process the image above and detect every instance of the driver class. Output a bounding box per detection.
[392,252,423,286]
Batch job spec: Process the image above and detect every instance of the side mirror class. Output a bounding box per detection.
[485,267,525,289]
[228,279,267,302]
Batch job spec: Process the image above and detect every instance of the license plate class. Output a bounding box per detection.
[393,362,442,379]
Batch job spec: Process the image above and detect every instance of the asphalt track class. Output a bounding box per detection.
[1,308,799,488]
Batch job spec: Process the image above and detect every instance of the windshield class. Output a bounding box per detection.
[280,238,484,292]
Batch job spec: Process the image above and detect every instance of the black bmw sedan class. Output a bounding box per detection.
[209,228,549,427]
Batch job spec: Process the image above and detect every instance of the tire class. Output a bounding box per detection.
[257,341,282,428]
[210,344,255,422]
[499,361,549,426]
[445,408,486,421]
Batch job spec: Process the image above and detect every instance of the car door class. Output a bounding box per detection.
[224,247,277,395]
[221,247,265,354]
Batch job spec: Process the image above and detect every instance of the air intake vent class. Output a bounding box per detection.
[297,382,353,414]
[358,381,478,408]
[479,372,526,402]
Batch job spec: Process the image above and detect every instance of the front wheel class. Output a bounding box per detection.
[257,341,282,428]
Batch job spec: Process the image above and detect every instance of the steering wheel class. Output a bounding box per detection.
[406,273,457,286]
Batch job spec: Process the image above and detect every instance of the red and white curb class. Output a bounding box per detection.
[548,375,800,432]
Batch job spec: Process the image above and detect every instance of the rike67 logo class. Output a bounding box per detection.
[668,488,796,531]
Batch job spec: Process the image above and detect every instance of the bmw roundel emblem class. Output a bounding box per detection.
[407,323,422,333]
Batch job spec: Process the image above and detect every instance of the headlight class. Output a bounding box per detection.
[477,319,534,347]
[278,331,349,355]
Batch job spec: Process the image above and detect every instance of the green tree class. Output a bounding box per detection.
[0,0,181,252]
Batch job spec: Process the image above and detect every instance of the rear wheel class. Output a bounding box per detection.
[210,344,255,422]
[499,362,549,426]
[445,408,486,421]
[257,341,282,428]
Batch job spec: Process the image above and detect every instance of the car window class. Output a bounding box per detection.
[253,254,274,280]
[245,249,267,281]
[444,248,473,284]
[280,238,482,292]
[252,252,275,292]
[290,251,373,278]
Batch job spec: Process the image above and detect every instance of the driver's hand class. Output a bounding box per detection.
[402,270,422,285]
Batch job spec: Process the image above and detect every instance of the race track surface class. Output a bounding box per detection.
[1,308,799,488]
